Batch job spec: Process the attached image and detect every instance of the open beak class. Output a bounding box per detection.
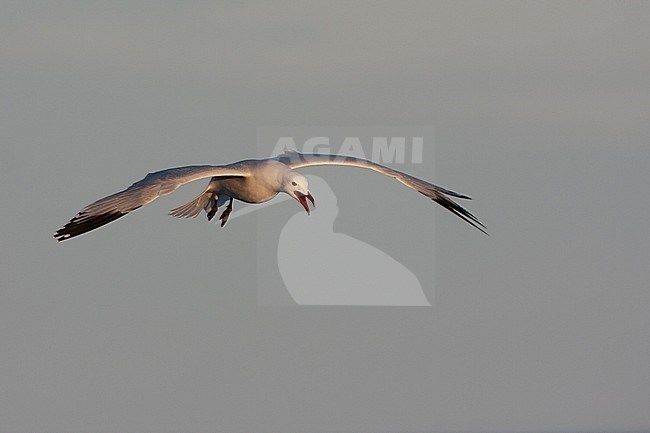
[294,191,315,215]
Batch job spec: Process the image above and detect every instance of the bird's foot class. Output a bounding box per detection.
[206,204,218,221]
[219,205,232,227]
[205,193,219,221]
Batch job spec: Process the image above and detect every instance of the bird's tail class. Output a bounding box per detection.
[169,190,217,219]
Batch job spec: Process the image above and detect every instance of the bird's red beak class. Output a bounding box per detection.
[294,191,315,215]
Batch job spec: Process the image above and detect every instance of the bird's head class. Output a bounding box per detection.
[282,172,315,215]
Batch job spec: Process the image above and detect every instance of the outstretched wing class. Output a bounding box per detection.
[54,165,247,241]
[276,152,487,234]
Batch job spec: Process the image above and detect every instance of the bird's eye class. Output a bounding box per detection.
[291,181,298,186]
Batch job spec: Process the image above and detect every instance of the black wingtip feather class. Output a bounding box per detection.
[433,195,488,235]
[53,211,128,241]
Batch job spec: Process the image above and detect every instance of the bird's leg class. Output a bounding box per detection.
[205,194,219,221]
[219,197,234,227]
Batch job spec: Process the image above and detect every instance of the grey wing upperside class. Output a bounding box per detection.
[54,165,247,241]
[276,152,487,234]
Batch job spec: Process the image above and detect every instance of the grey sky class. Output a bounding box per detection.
[1,1,650,432]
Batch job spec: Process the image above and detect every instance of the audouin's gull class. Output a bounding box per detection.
[53,152,486,241]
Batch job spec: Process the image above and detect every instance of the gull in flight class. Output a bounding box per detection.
[53,152,487,241]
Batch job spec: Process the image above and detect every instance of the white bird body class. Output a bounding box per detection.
[54,152,486,241]
[207,159,287,204]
